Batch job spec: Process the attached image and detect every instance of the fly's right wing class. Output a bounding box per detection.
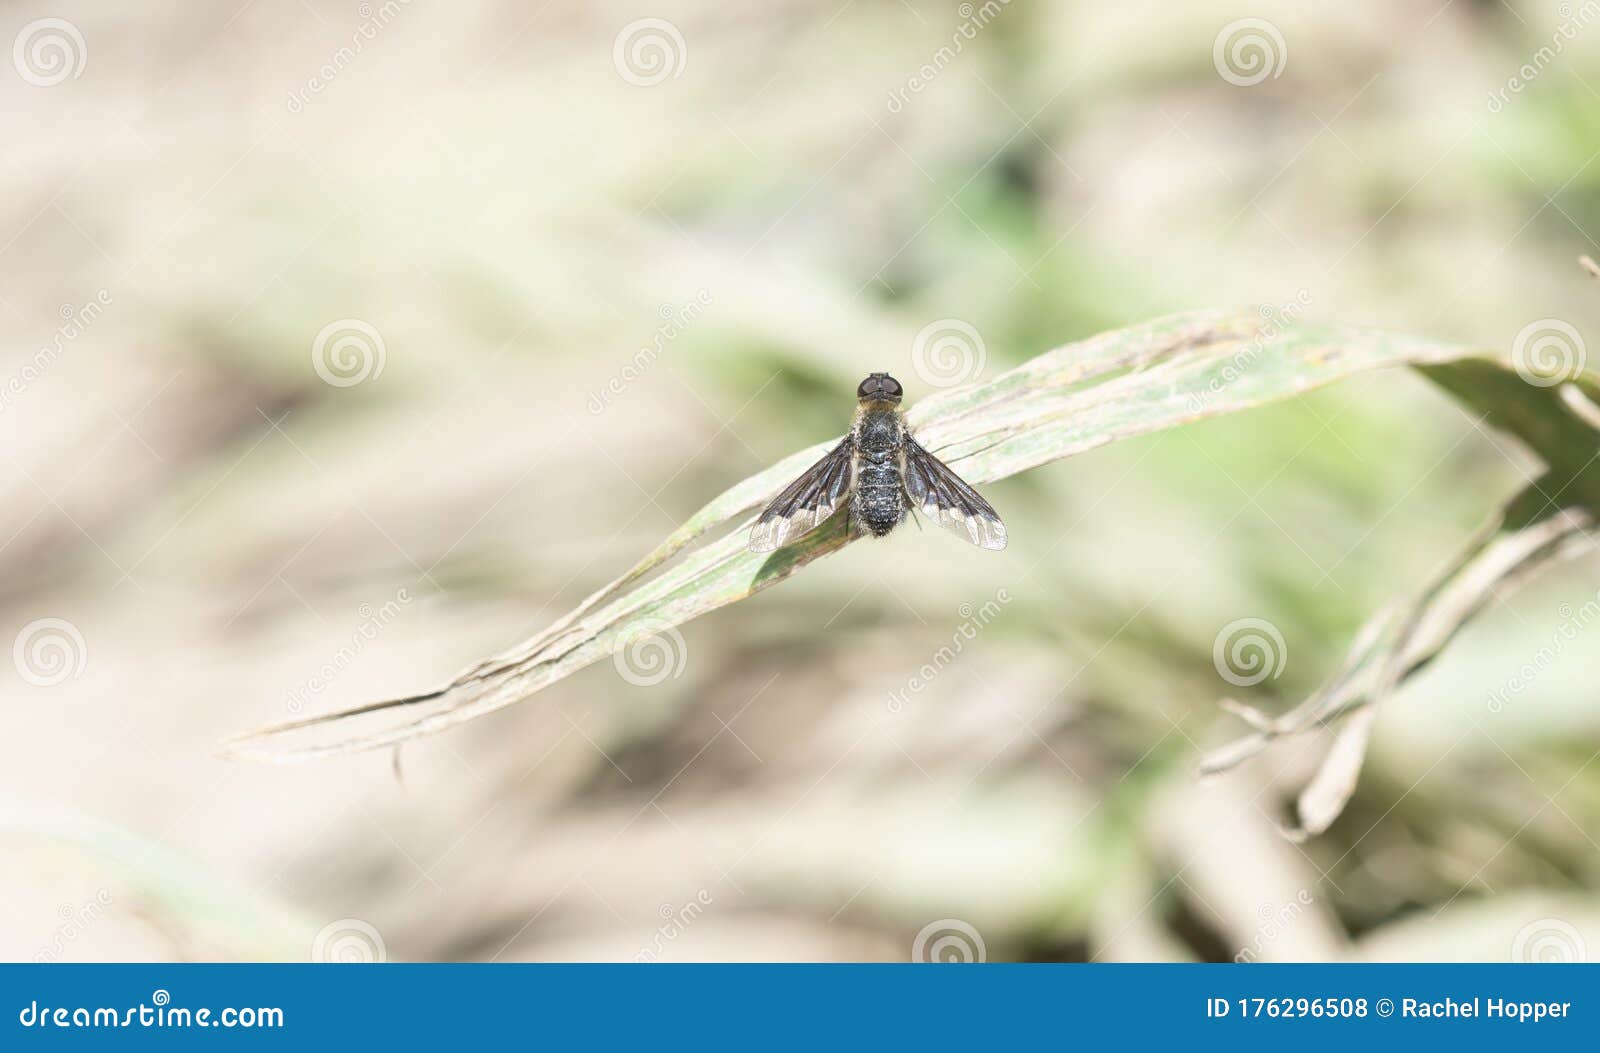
[749,437,854,554]
[902,435,1007,550]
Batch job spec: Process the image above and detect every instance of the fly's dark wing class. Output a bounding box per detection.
[749,437,854,553]
[902,435,1007,550]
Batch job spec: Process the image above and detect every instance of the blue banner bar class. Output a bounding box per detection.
[2,964,1594,1048]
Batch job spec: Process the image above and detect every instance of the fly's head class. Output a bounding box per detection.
[856,372,904,409]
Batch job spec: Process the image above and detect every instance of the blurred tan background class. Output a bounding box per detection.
[3,0,1600,963]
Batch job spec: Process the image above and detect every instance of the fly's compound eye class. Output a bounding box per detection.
[857,373,904,401]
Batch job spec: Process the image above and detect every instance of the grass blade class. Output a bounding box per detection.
[226,307,1572,762]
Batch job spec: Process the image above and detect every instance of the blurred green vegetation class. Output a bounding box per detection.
[2,0,1599,962]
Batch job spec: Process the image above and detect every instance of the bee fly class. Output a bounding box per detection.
[749,372,1007,553]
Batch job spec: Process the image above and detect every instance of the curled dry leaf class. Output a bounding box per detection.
[1201,357,1600,837]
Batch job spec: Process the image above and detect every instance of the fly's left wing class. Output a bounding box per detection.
[749,436,854,554]
[902,435,1007,550]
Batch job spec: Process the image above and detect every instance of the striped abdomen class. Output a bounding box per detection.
[852,408,905,537]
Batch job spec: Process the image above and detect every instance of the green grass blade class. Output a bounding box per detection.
[225,308,1580,762]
